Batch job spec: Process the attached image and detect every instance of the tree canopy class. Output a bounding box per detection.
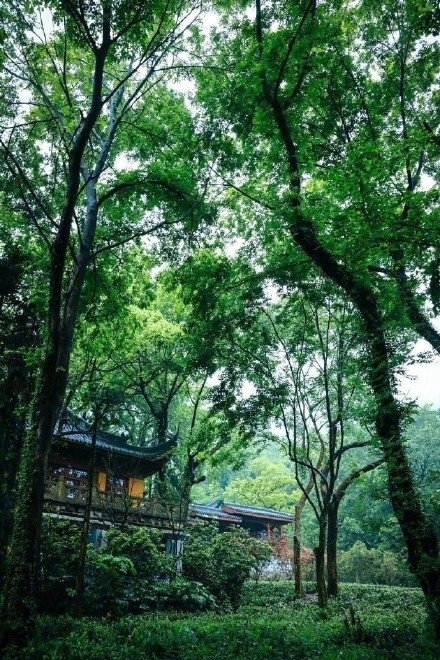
[1,0,440,646]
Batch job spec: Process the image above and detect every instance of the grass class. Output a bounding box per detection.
[7,582,439,659]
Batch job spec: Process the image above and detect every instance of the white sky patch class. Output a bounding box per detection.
[207,370,223,388]
[401,345,440,407]
[264,281,280,304]
[369,64,381,82]
[224,236,245,257]
[168,78,196,98]
[420,172,435,191]
[400,317,440,407]
[241,380,256,399]
[203,11,221,30]
[113,154,140,172]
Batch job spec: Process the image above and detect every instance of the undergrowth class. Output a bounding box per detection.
[6,582,438,659]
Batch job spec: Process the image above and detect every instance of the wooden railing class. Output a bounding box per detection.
[44,476,174,519]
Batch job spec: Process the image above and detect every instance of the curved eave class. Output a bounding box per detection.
[54,433,176,461]
[190,504,241,524]
[222,504,294,524]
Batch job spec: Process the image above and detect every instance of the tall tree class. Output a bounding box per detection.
[196,0,440,632]
[0,0,206,635]
[252,297,383,603]
[0,247,41,572]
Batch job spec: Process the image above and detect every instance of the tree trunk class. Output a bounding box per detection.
[0,428,48,635]
[75,416,99,618]
[156,412,170,501]
[326,459,385,599]
[291,216,440,635]
[314,516,327,608]
[1,41,109,640]
[294,502,304,597]
[260,63,440,635]
[327,500,339,598]
[0,367,26,572]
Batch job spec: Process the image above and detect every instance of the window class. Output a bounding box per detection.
[46,463,89,501]
[67,468,88,479]
[105,476,127,495]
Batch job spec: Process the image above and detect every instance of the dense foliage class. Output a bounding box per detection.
[182,523,272,609]
[37,518,270,616]
[5,582,438,659]
[1,0,440,649]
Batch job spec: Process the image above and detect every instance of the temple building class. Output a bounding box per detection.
[44,412,177,539]
[189,501,294,538]
[43,413,294,551]
[189,503,243,529]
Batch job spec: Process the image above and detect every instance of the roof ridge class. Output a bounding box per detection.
[223,501,291,513]
[196,500,294,520]
[55,411,177,459]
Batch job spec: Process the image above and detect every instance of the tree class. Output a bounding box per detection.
[1,0,206,636]
[222,454,297,512]
[71,369,117,619]
[60,251,255,537]
[0,247,41,571]
[195,0,440,632]
[260,298,383,603]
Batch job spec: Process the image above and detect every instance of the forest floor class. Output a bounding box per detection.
[9,582,440,659]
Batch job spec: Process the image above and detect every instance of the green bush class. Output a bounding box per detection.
[40,523,175,616]
[182,522,218,587]
[83,527,178,615]
[338,541,416,587]
[9,583,439,660]
[39,517,81,613]
[104,526,173,581]
[39,522,226,617]
[155,578,218,611]
[83,551,137,616]
[182,523,272,609]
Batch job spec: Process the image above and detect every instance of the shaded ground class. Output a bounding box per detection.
[7,582,440,659]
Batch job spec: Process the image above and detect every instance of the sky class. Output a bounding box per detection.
[401,338,440,408]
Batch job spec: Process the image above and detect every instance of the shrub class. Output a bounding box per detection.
[182,522,218,588]
[183,523,272,609]
[104,527,172,581]
[338,542,416,587]
[83,551,137,616]
[83,527,178,615]
[39,516,81,613]
[155,578,218,611]
[40,522,174,616]
[213,528,271,609]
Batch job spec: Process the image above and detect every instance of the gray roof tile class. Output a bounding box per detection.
[55,412,176,460]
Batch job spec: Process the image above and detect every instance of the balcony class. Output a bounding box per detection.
[43,476,178,529]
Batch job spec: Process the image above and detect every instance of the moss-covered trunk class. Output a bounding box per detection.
[0,368,27,574]
[0,40,109,642]
[259,54,440,635]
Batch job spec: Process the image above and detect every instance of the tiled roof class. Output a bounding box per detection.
[190,503,241,523]
[191,500,294,524]
[220,501,294,523]
[54,412,176,461]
